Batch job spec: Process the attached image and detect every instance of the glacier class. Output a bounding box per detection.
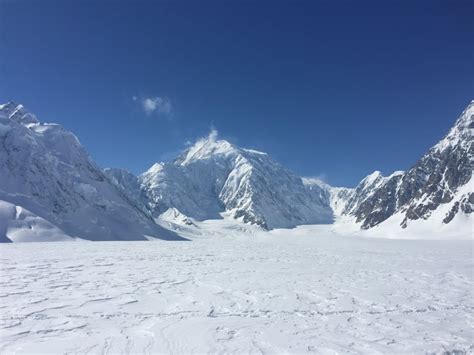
[0,231,472,353]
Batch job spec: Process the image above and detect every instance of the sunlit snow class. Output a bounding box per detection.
[0,225,472,354]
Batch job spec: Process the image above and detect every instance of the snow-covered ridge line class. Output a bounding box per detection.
[139,130,333,229]
[332,100,473,232]
[0,101,185,242]
[0,100,472,241]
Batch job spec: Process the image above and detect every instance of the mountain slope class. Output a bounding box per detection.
[0,200,74,242]
[1,100,471,240]
[0,102,184,242]
[339,101,473,231]
[140,131,333,229]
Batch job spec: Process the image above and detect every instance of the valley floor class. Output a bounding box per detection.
[0,230,473,354]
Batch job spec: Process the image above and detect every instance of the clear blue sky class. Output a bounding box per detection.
[1,0,473,187]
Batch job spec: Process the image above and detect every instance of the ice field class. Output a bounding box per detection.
[0,227,472,354]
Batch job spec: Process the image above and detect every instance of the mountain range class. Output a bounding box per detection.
[0,100,472,242]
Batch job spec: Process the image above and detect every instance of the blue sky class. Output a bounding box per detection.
[1,0,473,187]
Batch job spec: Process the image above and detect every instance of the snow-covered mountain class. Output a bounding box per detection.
[139,130,333,229]
[329,101,473,232]
[0,100,471,241]
[0,102,183,242]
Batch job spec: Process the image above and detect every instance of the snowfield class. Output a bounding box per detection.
[0,229,473,354]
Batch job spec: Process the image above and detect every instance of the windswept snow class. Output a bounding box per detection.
[0,232,472,354]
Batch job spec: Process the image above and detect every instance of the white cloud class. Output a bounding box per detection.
[208,128,218,142]
[195,128,219,146]
[302,174,330,188]
[137,96,173,117]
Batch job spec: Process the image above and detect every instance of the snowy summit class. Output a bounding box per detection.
[0,101,473,241]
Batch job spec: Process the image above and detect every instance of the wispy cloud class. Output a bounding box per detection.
[313,173,328,182]
[207,128,218,142]
[134,96,173,117]
[302,173,330,187]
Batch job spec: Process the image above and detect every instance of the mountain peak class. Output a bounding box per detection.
[360,170,383,185]
[0,101,18,109]
[432,100,473,152]
[0,101,39,125]
[456,100,474,129]
[175,129,237,165]
[0,101,21,117]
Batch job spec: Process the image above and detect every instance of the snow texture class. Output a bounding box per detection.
[0,229,472,354]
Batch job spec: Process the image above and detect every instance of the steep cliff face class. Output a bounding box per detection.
[338,101,473,230]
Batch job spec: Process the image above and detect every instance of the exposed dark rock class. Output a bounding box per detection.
[343,101,473,229]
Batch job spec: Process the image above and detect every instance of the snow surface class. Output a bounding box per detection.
[0,200,75,243]
[0,228,473,354]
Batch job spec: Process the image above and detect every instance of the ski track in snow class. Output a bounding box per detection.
[0,233,473,354]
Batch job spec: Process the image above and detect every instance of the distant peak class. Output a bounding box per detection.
[4,100,19,107]
[0,101,39,125]
[194,128,229,148]
[359,170,385,188]
[365,170,383,180]
[175,129,236,166]
[432,99,474,152]
[0,101,20,114]
[457,100,474,127]
[388,170,404,178]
